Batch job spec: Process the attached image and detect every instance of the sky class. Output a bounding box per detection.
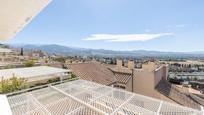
[4,0,204,52]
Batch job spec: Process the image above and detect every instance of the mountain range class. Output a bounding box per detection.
[10,44,204,58]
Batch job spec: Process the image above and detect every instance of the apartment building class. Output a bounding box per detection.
[67,60,168,97]
[109,60,169,98]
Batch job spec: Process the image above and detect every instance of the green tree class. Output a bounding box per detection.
[20,48,24,56]
[186,76,190,81]
[24,60,35,67]
[54,57,66,63]
[4,64,16,69]
[193,77,198,81]
[71,73,77,79]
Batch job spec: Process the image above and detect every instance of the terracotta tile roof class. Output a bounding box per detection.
[68,62,117,85]
[68,62,134,85]
[104,64,132,74]
[112,71,132,84]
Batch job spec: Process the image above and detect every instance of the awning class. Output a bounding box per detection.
[0,0,51,40]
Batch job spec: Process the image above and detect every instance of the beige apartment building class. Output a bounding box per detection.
[134,62,168,98]
[110,60,168,98]
[67,60,169,99]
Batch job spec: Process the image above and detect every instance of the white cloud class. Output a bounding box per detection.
[83,33,173,42]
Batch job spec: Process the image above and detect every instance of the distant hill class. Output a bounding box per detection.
[0,44,9,48]
[10,44,204,58]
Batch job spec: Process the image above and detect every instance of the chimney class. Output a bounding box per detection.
[128,60,134,70]
[116,59,123,70]
[142,62,156,72]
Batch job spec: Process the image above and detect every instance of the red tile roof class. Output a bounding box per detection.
[68,62,117,85]
[68,62,133,85]
[112,71,132,84]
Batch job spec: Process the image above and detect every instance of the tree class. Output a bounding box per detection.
[53,57,66,63]
[193,77,198,81]
[24,60,35,67]
[3,65,15,69]
[186,76,190,81]
[20,48,24,56]
[71,73,77,79]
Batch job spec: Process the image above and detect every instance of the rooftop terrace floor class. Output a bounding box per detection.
[7,79,203,115]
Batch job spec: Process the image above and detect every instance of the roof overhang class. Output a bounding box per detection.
[0,0,51,40]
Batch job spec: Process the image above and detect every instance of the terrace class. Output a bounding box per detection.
[2,79,203,115]
[0,66,71,94]
[0,66,71,83]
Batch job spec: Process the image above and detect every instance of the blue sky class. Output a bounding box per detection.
[4,0,204,52]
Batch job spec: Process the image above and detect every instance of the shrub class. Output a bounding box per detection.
[0,77,27,94]
[24,60,35,67]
